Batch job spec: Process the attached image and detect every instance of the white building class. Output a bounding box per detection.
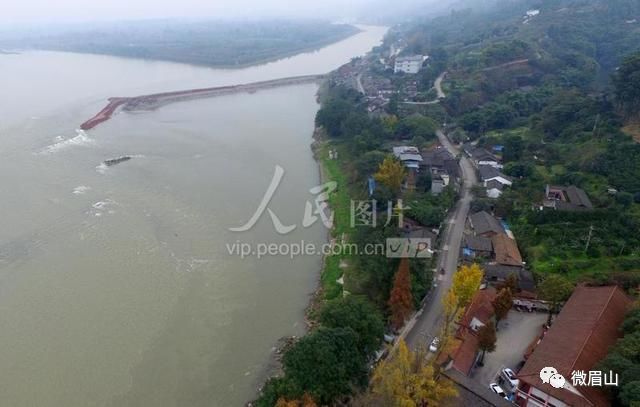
[394,55,426,74]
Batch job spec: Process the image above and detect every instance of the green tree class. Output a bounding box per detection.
[477,321,497,364]
[283,327,366,404]
[492,288,513,330]
[538,274,574,326]
[397,114,437,140]
[620,381,640,406]
[614,52,640,117]
[319,296,384,355]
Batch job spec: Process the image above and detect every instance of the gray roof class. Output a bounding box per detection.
[565,185,593,209]
[464,234,493,252]
[399,153,423,162]
[445,159,461,179]
[422,148,453,168]
[405,227,438,242]
[478,165,510,182]
[471,148,499,162]
[483,264,536,292]
[470,211,504,236]
[485,179,505,191]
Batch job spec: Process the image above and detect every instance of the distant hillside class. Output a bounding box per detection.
[0,20,359,68]
[379,0,640,287]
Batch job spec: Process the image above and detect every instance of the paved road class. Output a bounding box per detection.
[405,130,477,350]
[434,71,447,99]
[356,73,365,94]
[400,71,447,106]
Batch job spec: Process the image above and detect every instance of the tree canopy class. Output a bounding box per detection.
[614,52,640,117]
[319,296,384,355]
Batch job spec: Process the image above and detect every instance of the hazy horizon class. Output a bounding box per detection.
[2,0,449,25]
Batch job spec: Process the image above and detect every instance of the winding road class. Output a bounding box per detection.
[400,71,447,105]
[405,129,477,350]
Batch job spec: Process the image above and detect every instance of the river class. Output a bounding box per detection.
[0,25,387,407]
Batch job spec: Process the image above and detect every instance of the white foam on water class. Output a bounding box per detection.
[39,129,94,155]
[72,186,91,195]
[88,199,119,217]
[95,163,109,174]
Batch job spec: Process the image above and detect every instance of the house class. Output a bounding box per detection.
[483,264,536,293]
[394,55,426,74]
[463,145,502,169]
[463,234,493,258]
[543,185,593,211]
[479,165,512,199]
[421,146,461,187]
[516,285,632,407]
[422,147,454,173]
[478,165,512,186]
[431,175,445,195]
[469,211,505,237]
[442,288,496,376]
[491,234,523,267]
[486,179,505,198]
[392,146,423,170]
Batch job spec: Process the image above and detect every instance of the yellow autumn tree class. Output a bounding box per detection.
[275,393,317,407]
[440,264,484,357]
[374,156,406,195]
[369,340,457,406]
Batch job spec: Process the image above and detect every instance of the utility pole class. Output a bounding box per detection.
[584,225,594,253]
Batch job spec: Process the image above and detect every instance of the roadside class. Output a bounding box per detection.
[405,129,478,350]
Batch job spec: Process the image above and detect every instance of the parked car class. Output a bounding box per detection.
[489,383,508,400]
[502,367,520,388]
[429,337,440,352]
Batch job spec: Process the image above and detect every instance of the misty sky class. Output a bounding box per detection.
[3,0,429,24]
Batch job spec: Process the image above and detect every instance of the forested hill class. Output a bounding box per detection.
[387,0,640,285]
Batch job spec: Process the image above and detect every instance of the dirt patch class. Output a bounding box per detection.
[623,120,640,143]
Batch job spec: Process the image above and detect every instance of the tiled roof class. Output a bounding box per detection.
[464,234,493,252]
[518,285,632,407]
[566,185,593,209]
[492,234,523,267]
[450,288,496,375]
[478,165,511,182]
[470,211,504,236]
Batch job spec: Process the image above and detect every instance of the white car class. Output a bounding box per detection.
[489,383,508,399]
[429,337,440,352]
[502,367,520,388]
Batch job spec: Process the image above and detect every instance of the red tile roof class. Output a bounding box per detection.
[492,234,523,267]
[517,285,631,407]
[449,288,497,375]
